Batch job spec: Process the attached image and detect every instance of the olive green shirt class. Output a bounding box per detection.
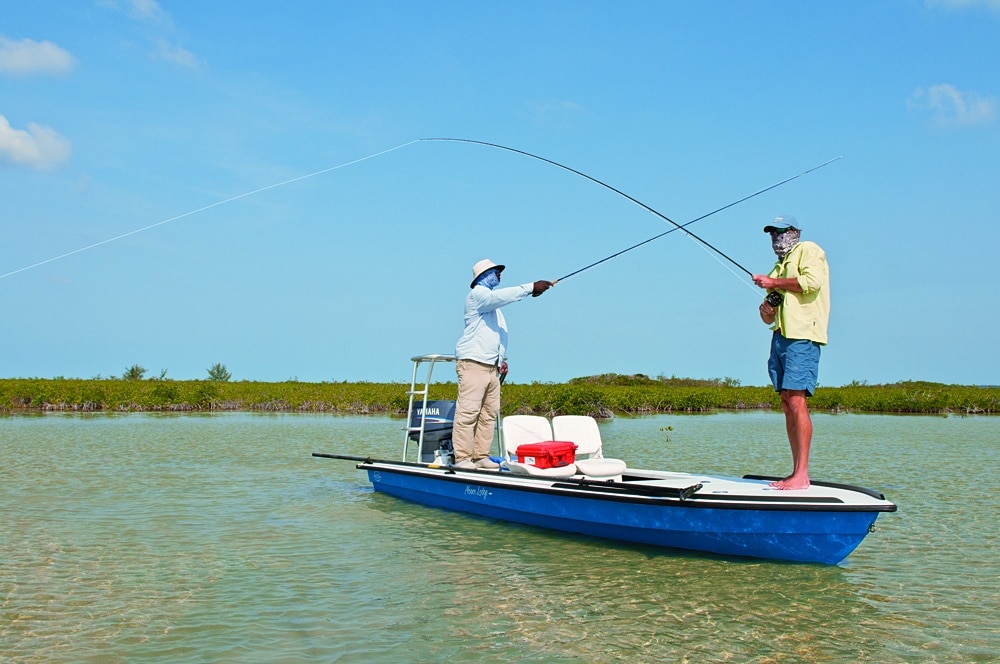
[768,240,830,345]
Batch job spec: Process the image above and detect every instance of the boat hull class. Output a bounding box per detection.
[364,463,889,565]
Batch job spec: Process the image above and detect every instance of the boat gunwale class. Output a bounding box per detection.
[346,456,898,514]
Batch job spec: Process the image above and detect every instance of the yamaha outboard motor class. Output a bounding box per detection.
[408,400,456,463]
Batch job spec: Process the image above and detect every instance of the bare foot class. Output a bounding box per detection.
[769,475,811,490]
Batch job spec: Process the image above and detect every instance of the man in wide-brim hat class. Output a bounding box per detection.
[452,259,553,469]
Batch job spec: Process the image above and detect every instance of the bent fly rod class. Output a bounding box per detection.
[421,138,841,283]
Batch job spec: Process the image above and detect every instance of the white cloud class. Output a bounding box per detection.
[908,83,997,128]
[0,37,75,77]
[100,0,199,69]
[127,0,169,22]
[154,39,199,69]
[524,100,587,124]
[0,114,72,171]
[98,0,170,25]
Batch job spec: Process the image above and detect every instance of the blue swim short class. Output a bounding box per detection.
[768,332,821,396]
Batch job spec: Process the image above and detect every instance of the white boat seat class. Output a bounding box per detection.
[551,415,627,479]
[501,415,578,478]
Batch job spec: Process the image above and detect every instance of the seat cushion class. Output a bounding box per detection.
[575,457,627,478]
[505,461,578,478]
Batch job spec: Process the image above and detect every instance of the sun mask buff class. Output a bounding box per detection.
[477,270,500,289]
[771,229,801,259]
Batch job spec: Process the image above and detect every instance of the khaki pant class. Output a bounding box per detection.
[452,359,501,462]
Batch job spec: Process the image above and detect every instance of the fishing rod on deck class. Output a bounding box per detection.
[421,138,841,291]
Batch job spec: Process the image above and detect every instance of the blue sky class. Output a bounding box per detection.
[2,0,998,386]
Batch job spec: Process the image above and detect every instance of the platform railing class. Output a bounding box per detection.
[402,354,456,462]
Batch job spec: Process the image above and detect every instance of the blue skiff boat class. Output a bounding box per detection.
[314,354,896,565]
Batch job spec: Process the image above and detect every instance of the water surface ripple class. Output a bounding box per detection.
[2,412,997,662]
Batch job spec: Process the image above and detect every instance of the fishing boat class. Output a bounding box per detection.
[314,354,897,565]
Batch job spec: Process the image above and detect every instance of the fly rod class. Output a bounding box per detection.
[555,156,841,283]
[421,138,841,283]
[0,140,422,281]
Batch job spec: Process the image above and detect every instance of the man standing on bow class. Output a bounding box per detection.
[752,216,830,490]
[452,259,553,470]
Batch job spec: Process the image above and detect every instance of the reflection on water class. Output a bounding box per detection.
[363,494,889,662]
[1,412,997,662]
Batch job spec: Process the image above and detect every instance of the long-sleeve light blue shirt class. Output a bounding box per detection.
[455,283,533,364]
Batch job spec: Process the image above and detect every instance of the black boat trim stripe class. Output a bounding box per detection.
[554,482,845,504]
[742,474,889,501]
[336,459,897,513]
[314,453,890,505]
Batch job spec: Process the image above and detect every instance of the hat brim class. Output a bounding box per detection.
[470,264,505,288]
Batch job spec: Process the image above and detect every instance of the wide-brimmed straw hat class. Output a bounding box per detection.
[470,258,505,287]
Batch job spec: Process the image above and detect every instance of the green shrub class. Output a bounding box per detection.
[1,376,997,416]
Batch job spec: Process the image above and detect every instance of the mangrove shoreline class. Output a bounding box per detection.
[2,377,997,417]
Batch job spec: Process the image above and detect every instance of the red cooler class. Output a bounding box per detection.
[515,441,577,469]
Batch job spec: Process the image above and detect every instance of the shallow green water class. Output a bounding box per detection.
[1,412,997,663]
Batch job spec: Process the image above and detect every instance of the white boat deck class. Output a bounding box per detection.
[361,458,895,510]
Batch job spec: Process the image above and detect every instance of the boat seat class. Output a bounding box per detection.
[551,415,627,480]
[501,415,578,478]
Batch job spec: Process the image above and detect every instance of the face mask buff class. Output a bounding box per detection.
[771,229,800,259]
[478,270,500,289]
